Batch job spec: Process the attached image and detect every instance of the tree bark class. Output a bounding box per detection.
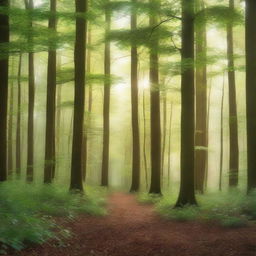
[245,0,256,192]
[82,24,92,182]
[8,73,14,176]
[0,0,9,182]
[167,102,173,187]
[195,0,207,194]
[16,53,22,177]
[219,73,225,191]
[70,0,87,192]
[101,5,111,187]
[149,0,161,195]
[142,89,148,189]
[175,0,197,207]
[227,0,239,187]
[25,0,35,182]
[44,0,57,183]
[161,88,167,183]
[130,0,140,192]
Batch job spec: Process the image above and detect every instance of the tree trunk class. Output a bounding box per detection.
[44,0,57,183]
[149,0,161,195]
[245,0,256,192]
[219,73,225,191]
[227,0,239,187]
[195,0,207,194]
[101,5,111,187]
[8,75,14,176]
[0,0,9,182]
[16,53,22,177]
[161,88,167,183]
[25,0,35,182]
[175,0,197,207]
[167,102,173,187]
[130,0,140,192]
[143,89,148,189]
[70,0,87,192]
[82,24,92,182]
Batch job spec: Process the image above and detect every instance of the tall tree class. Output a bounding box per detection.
[25,0,35,182]
[44,0,57,183]
[130,0,140,192]
[149,0,161,195]
[195,0,207,194]
[245,0,256,192]
[8,75,14,175]
[175,0,197,206]
[82,24,92,182]
[219,73,225,191]
[167,102,173,187]
[227,0,239,187]
[0,0,9,182]
[101,3,111,187]
[16,54,22,177]
[70,0,87,191]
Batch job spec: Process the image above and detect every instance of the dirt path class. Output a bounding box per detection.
[13,193,256,256]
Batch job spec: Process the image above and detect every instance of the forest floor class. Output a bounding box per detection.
[9,192,256,256]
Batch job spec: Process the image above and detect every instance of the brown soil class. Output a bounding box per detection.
[9,193,256,256]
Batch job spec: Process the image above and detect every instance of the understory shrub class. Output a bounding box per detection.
[0,181,106,252]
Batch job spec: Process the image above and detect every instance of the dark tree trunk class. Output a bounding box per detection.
[130,0,140,192]
[195,0,207,194]
[25,0,35,182]
[175,0,197,207]
[227,0,239,187]
[149,0,161,195]
[16,53,22,177]
[44,0,57,183]
[167,102,173,187]
[0,0,9,182]
[101,6,111,187]
[245,0,256,192]
[219,74,225,191]
[70,0,87,192]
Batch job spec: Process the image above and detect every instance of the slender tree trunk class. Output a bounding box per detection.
[143,89,148,189]
[8,77,14,176]
[175,0,197,207]
[204,78,212,191]
[101,5,111,187]
[227,0,239,187]
[149,0,161,195]
[161,88,167,183]
[195,0,207,194]
[167,102,173,187]
[25,0,35,182]
[82,24,92,182]
[56,55,62,157]
[70,0,87,192]
[0,0,9,182]
[16,53,22,177]
[130,0,140,192]
[44,0,57,183]
[219,74,225,191]
[245,0,256,192]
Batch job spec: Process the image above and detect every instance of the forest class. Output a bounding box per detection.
[0,0,256,255]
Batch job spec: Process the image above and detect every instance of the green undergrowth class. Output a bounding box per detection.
[0,181,107,252]
[137,192,163,204]
[152,190,256,228]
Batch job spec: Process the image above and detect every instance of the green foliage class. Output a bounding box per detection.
[137,192,162,204]
[0,181,107,251]
[155,190,256,228]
